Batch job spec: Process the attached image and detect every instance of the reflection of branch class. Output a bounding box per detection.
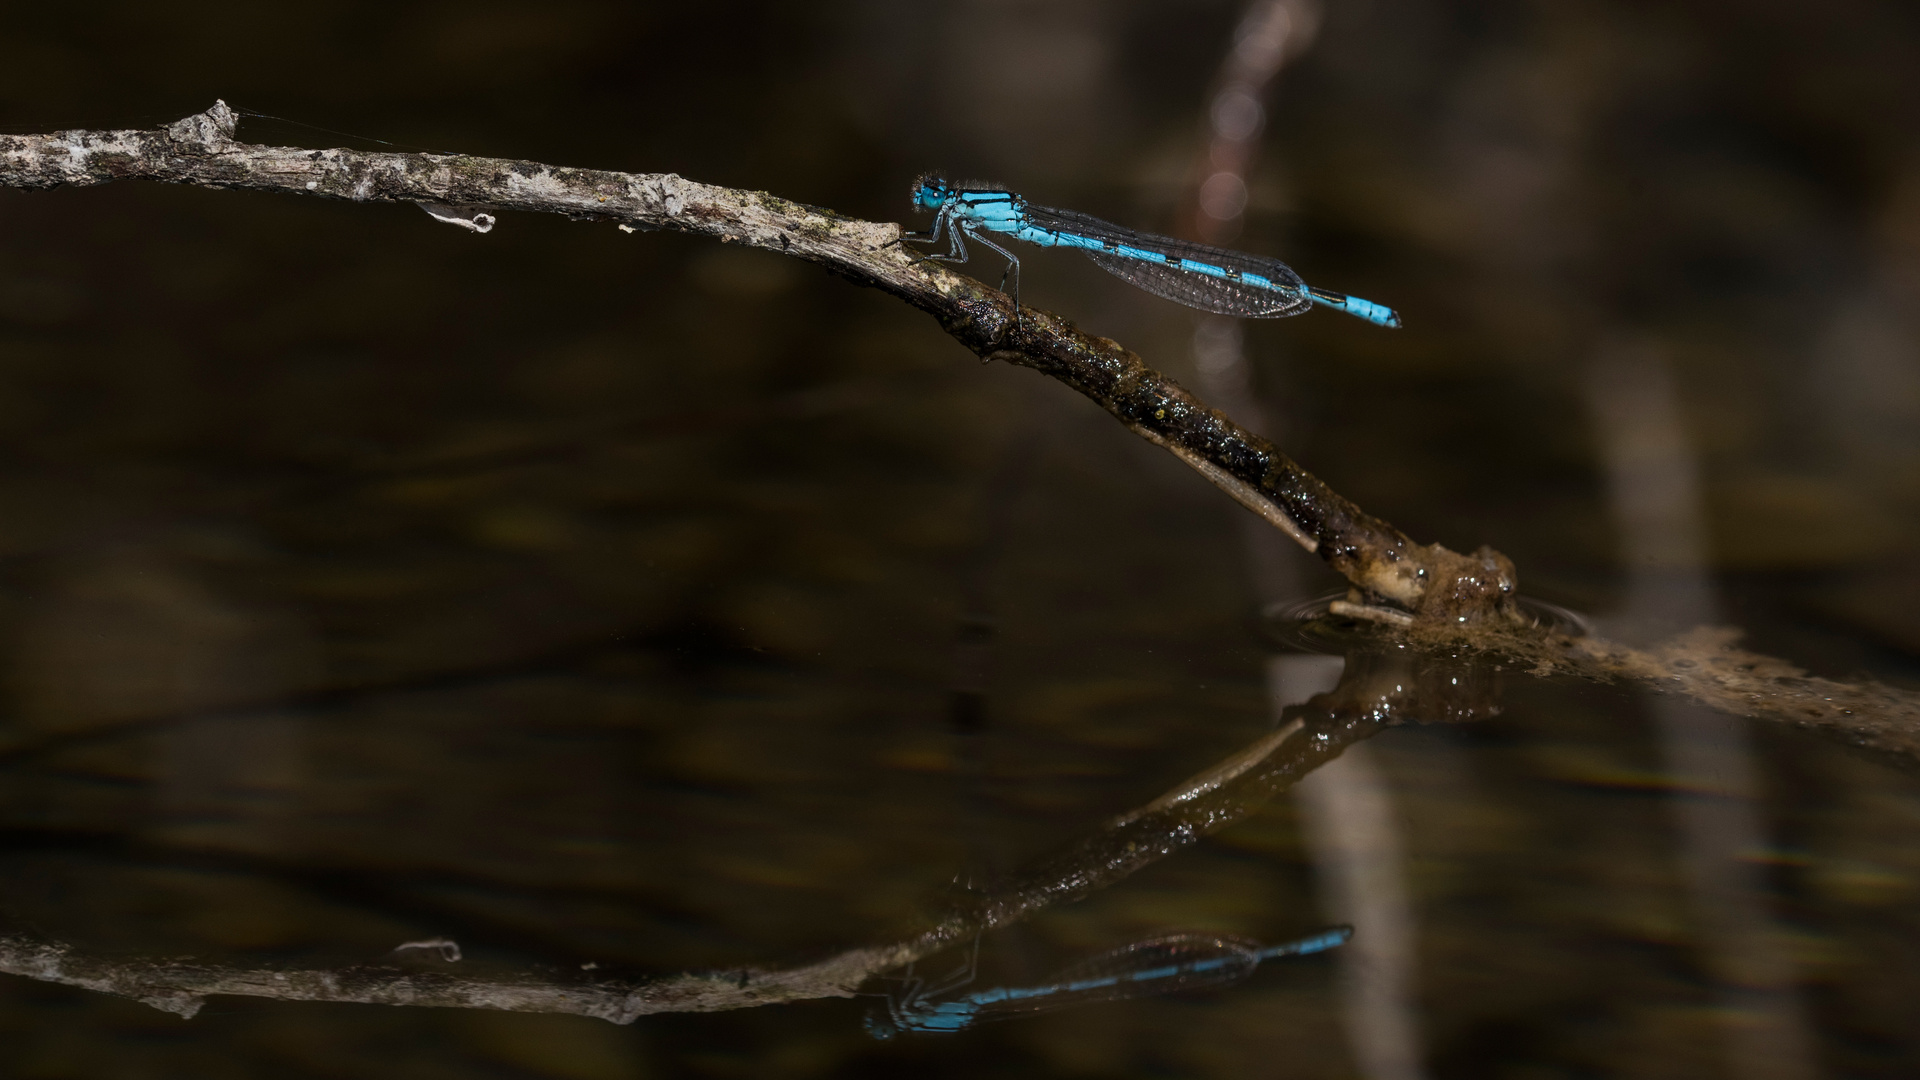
[11,619,1900,1024]
[0,934,644,1022]
[1,667,1435,1021]
[0,102,1513,622]
[0,928,965,1023]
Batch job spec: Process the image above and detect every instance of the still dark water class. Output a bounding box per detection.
[2,1,1918,1076]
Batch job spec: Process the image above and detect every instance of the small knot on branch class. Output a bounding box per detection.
[166,100,237,149]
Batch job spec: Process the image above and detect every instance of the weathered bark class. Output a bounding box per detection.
[0,101,1514,622]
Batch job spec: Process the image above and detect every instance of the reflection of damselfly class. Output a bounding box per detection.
[865,926,1353,1038]
[906,173,1401,327]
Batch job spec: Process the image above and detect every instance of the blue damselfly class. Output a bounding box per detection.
[906,173,1399,327]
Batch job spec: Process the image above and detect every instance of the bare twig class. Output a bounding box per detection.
[0,100,1515,623]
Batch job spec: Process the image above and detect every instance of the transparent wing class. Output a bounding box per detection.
[967,934,1263,1020]
[1082,249,1312,318]
[1022,205,1311,318]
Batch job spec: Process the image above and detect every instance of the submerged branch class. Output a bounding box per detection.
[0,101,1512,622]
[1580,628,1920,763]
[1412,618,1920,768]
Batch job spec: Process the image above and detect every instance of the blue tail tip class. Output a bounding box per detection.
[1310,288,1402,328]
[1349,297,1402,328]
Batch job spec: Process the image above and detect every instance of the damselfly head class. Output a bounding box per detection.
[909,172,954,212]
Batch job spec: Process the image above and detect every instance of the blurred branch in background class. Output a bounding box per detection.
[1586,339,1817,1080]
[1180,3,1430,1077]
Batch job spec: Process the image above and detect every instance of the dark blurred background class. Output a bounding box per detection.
[0,1,1917,1077]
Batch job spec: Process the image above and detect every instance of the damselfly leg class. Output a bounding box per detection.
[903,209,966,264]
[963,229,1022,309]
[898,209,948,246]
